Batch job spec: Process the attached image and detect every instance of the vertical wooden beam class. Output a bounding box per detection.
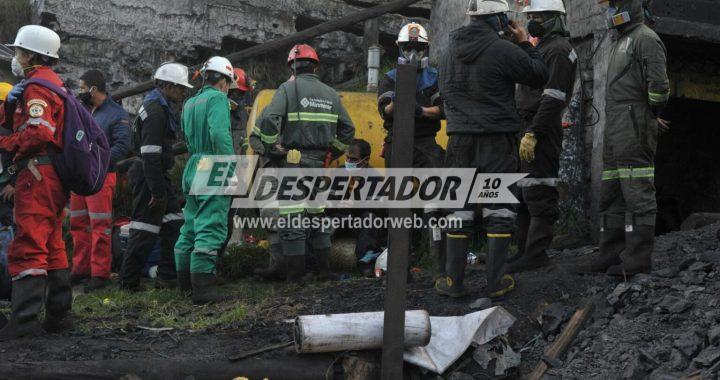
[381,63,416,380]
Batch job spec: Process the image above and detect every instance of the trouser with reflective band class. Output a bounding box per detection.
[444,133,519,235]
[121,163,182,285]
[174,193,231,274]
[601,102,657,231]
[9,165,69,279]
[70,172,116,279]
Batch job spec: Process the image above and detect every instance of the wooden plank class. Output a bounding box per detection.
[381,62,416,380]
[527,298,596,380]
[111,0,421,101]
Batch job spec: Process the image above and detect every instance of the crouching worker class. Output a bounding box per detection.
[119,63,191,291]
[257,44,355,282]
[174,57,236,305]
[0,25,72,339]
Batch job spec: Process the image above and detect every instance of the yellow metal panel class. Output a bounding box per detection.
[246,89,448,168]
[670,71,720,103]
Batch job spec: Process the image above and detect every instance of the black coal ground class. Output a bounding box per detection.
[0,224,719,379]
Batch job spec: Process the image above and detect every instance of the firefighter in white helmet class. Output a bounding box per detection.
[119,62,192,292]
[438,0,548,298]
[509,0,578,273]
[377,22,447,282]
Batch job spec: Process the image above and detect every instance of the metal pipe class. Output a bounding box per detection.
[367,44,382,93]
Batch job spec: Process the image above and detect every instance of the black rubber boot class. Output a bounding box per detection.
[84,277,110,293]
[435,234,468,298]
[508,218,552,273]
[285,255,307,284]
[154,275,178,290]
[69,273,89,286]
[430,229,447,282]
[0,276,45,341]
[0,313,7,329]
[486,236,515,298]
[177,271,192,296]
[190,273,224,305]
[43,269,74,333]
[607,225,654,277]
[315,247,338,281]
[254,242,285,280]
[558,227,624,274]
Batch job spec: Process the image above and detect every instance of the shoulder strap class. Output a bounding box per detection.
[24,78,69,100]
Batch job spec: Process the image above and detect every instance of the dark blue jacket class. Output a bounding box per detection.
[93,96,131,171]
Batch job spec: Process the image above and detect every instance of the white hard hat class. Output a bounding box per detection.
[397,23,429,45]
[154,62,193,88]
[201,56,238,89]
[522,0,566,14]
[466,0,510,16]
[7,25,61,59]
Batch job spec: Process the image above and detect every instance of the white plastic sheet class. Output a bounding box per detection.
[403,306,517,374]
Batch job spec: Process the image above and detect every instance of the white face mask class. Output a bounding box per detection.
[11,57,24,77]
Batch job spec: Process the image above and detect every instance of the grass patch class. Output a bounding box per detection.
[72,279,282,332]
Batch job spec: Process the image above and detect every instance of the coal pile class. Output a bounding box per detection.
[545,224,720,379]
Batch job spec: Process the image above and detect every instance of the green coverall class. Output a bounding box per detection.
[175,86,234,274]
[601,19,669,271]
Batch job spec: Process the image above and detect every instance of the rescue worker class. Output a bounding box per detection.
[438,0,548,298]
[566,0,669,275]
[508,0,578,273]
[229,68,254,155]
[70,69,132,291]
[0,82,15,303]
[256,44,355,282]
[174,56,236,305]
[119,62,192,291]
[0,25,73,339]
[377,22,447,283]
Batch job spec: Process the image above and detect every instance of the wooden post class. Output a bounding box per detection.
[381,62,416,380]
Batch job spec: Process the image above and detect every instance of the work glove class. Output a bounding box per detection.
[6,81,26,104]
[287,149,302,165]
[415,105,424,117]
[519,133,537,163]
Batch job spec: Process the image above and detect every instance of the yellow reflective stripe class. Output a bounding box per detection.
[252,126,278,144]
[306,207,325,214]
[488,274,515,298]
[648,91,669,104]
[447,234,468,239]
[287,112,339,123]
[487,233,512,238]
[603,167,654,180]
[332,138,348,151]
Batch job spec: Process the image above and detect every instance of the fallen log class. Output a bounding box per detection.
[295,310,431,353]
[527,297,596,380]
[0,356,337,380]
[111,0,421,101]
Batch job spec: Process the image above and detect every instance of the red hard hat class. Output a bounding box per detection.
[233,68,253,92]
[287,44,320,66]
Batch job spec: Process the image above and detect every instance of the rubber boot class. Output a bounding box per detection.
[0,276,45,341]
[69,273,89,286]
[285,255,306,284]
[430,230,447,282]
[190,273,224,305]
[0,313,6,329]
[558,227,624,274]
[606,225,654,276]
[486,236,515,298]
[154,275,178,290]
[177,271,192,296]
[254,242,285,280]
[435,234,468,298]
[43,269,74,333]
[315,247,338,281]
[512,204,531,263]
[508,218,552,273]
[84,277,110,292]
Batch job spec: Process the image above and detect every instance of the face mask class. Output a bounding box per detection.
[77,88,94,106]
[345,158,367,171]
[11,57,24,77]
[527,20,546,38]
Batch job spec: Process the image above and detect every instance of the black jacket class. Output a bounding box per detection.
[516,33,578,136]
[377,67,444,142]
[134,91,178,199]
[440,20,548,135]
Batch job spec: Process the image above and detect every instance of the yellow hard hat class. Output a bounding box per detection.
[0,82,13,102]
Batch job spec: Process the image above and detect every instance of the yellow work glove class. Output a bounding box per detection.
[287,149,302,164]
[519,133,537,163]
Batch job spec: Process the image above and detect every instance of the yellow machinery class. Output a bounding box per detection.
[246,90,448,168]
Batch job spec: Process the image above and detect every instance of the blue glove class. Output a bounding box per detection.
[6,81,26,104]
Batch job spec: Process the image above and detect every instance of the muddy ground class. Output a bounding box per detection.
[1,224,718,379]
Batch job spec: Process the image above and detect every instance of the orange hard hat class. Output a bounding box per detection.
[287,44,320,67]
[233,68,253,92]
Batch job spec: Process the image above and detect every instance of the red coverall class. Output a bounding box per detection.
[0,66,68,279]
[70,173,115,279]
